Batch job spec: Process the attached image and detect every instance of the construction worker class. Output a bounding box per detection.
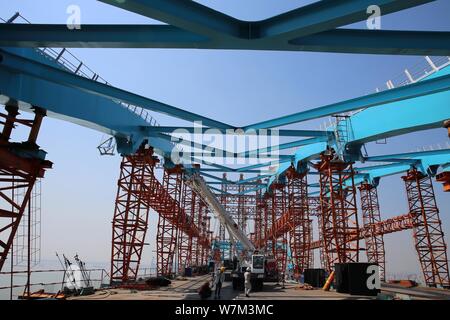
[214,266,226,299]
[244,267,252,297]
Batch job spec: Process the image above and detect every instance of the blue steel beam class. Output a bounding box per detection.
[289,29,450,56]
[0,48,234,129]
[0,49,179,155]
[243,72,450,130]
[347,67,450,146]
[353,149,450,185]
[2,24,449,56]
[0,24,209,48]
[142,126,330,137]
[99,0,435,43]
[238,136,329,158]
[98,0,242,39]
[258,0,436,41]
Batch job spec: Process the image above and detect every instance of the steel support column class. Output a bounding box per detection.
[315,152,359,272]
[110,147,157,283]
[286,167,312,276]
[271,182,287,279]
[403,169,450,288]
[177,182,194,273]
[359,183,386,281]
[156,165,184,277]
[0,106,51,272]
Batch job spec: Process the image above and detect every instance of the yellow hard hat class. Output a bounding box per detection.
[220,267,225,272]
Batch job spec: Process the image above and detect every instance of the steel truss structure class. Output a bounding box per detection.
[1,3,449,289]
[315,153,359,271]
[403,168,450,288]
[110,147,158,283]
[286,167,313,275]
[359,183,386,281]
[0,106,51,273]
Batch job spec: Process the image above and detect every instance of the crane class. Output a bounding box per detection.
[186,173,267,290]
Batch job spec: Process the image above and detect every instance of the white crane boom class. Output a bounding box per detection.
[188,174,255,252]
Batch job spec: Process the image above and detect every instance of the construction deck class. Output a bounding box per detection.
[68,275,450,301]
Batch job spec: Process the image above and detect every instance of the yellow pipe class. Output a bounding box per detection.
[322,271,335,291]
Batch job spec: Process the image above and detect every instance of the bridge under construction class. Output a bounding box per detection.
[0,1,450,299]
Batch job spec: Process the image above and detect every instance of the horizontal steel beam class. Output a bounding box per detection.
[289,29,450,56]
[142,126,330,137]
[98,0,242,39]
[2,24,448,56]
[0,48,233,129]
[259,0,436,41]
[0,24,208,48]
[244,72,450,130]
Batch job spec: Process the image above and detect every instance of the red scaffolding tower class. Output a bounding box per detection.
[110,147,157,283]
[271,182,287,278]
[156,165,184,276]
[403,168,450,288]
[315,153,359,271]
[359,183,386,281]
[286,167,312,275]
[0,106,52,274]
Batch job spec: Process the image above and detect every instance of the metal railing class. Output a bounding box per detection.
[0,268,111,300]
[321,55,450,133]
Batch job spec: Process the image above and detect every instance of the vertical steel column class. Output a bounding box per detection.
[190,195,201,267]
[271,183,287,278]
[219,173,227,257]
[359,183,386,281]
[156,165,183,277]
[203,216,211,266]
[0,106,51,273]
[110,147,157,283]
[286,167,311,275]
[177,183,194,273]
[254,182,264,248]
[403,169,450,288]
[263,192,273,254]
[316,153,359,272]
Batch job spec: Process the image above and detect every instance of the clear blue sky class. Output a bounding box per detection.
[1,1,450,282]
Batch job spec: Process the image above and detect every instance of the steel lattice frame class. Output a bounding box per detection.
[190,195,201,267]
[177,182,194,273]
[316,153,359,271]
[156,165,184,276]
[286,168,312,275]
[110,148,157,283]
[271,183,288,278]
[403,168,450,288]
[359,183,386,281]
[254,183,264,248]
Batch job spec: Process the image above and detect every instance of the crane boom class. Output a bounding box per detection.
[187,174,255,252]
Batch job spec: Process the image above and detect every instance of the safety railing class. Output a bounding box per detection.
[0,268,111,300]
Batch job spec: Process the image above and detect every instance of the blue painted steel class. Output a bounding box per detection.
[2,25,448,56]
[352,149,450,185]
[0,47,233,130]
[244,71,450,130]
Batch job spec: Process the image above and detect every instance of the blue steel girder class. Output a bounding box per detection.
[2,1,446,55]
[98,0,438,48]
[346,67,450,147]
[243,70,450,130]
[1,24,449,56]
[0,47,233,130]
[142,126,330,137]
[266,65,450,189]
[352,149,450,185]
